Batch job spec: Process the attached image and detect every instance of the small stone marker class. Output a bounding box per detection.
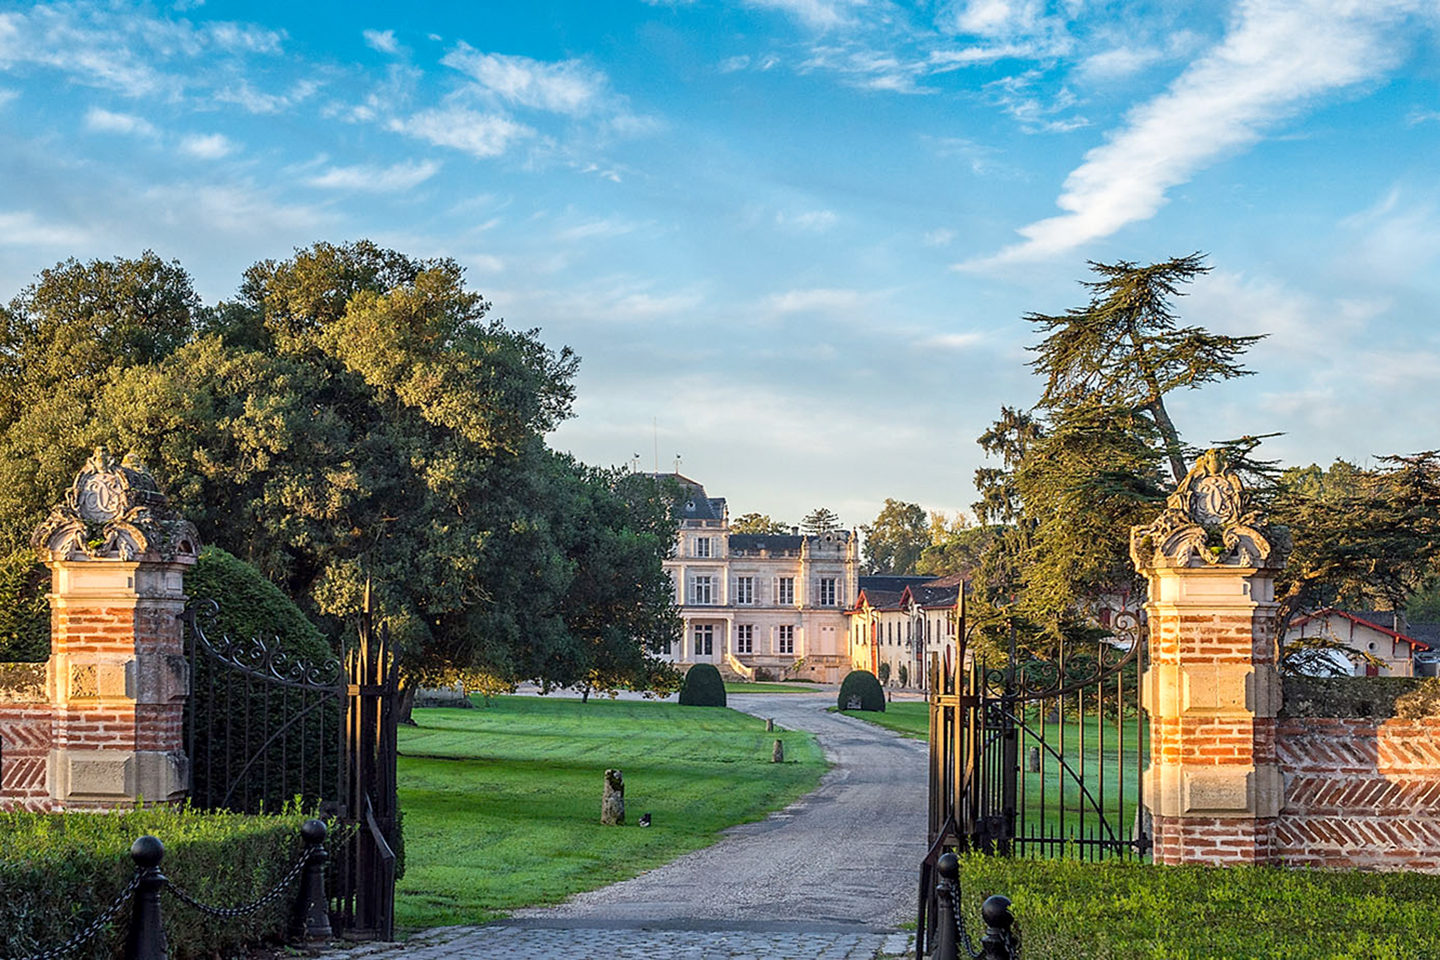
[765,718,775,732]
[601,768,625,825]
[772,739,784,763]
[1029,747,1041,772]
[847,695,862,710]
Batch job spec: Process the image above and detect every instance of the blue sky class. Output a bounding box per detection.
[1,0,1438,529]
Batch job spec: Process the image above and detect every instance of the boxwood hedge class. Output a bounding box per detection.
[0,807,312,960]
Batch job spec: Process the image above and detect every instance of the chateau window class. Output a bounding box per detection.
[818,578,836,606]
[694,576,713,605]
[695,537,712,558]
[737,624,753,654]
[778,625,795,655]
[778,577,795,605]
[694,623,714,656]
[736,577,754,605]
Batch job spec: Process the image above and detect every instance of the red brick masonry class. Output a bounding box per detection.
[1275,716,1440,872]
[0,690,55,812]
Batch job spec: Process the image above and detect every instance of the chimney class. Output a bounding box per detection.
[791,526,800,536]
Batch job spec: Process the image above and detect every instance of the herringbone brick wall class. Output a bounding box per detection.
[1275,716,1440,871]
[0,702,55,811]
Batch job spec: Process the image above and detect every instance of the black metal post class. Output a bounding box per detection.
[126,836,167,960]
[931,852,960,960]
[290,819,334,941]
[980,895,1017,960]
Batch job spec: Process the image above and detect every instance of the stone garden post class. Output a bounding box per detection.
[1130,450,1290,865]
[30,447,200,808]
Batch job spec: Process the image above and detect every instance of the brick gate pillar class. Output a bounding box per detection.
[31,447,200,809]
[1131,450,1290,865]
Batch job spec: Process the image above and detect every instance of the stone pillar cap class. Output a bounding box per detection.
[31,446,201,564]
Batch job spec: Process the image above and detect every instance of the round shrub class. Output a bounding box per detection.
[838,669,885,712]
[678,663,727,707]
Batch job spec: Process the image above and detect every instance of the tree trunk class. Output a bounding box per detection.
[581,682,591,704]
[1148,396,1189,486]
[395,679,419,727]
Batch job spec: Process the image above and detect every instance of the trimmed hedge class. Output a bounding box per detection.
[0,549,50,662]
[185,547,340,813]
[0,807,311,960]
[678,663,727,706]
[838,669,885,712]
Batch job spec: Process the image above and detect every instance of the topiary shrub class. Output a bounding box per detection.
[878,661,892,685]
[185,547,340,813]
[838,669,885,712]
[898,663,909,688]
[0,549,50,662]
[678,663,727,707]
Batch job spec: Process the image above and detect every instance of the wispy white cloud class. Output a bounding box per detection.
[0,88,16,107]
[306,159,441,192]
[923,228,957,247]
[967,0,1431,268]
[744,0,865,30]
[1076,45,1163,82]
[1339,185,1440,282]
[179,132,236,158]
[719,54,752,73]
[762,287,864,313]
[84,107,157,136]
[363,29,400,54]
[141,181,326,235]
[554,218,642,243]
[775,209,838,232]
[984,70,1087,132]
[216,78,320,114]
[921,331,983,351]
[388,106,533,158]
[442,44,609,116]
[0,210,92,247]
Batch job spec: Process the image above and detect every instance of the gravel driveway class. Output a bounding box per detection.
[513,691,928,929]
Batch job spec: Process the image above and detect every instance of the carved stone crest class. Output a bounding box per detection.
[31,446,201,563]
[1130,449,1289,571]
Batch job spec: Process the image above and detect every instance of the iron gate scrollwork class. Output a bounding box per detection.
[919,606,1149,955]
[183,597,398,940]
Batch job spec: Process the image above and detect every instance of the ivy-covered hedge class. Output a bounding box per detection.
[0,549,49,662]
[1281,676,1440,719]
[0,807,311,960]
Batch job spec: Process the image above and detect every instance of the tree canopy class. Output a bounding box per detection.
[731,512,791,535]
[860,498,929,575]
[0,244,679,695]
[800,507,843,534]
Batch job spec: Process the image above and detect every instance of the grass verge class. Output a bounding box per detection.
[724,681,821,693]
[395,695,826,929]
[953,854,1440,959]
[835,700,929,738]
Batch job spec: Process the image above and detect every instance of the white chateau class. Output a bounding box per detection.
[660,476,858,683]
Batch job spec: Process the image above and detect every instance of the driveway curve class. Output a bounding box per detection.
[514,691,928,929]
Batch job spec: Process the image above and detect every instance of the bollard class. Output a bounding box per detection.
[127,836,167,960]
[772,739,784,763]
[765,718,775,732]
[980,895,1017,960]
[290,819,333,941]
[1029,746,1041,773]
[931,852,960,960]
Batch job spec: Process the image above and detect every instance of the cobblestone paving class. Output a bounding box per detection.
[323,923,911,960]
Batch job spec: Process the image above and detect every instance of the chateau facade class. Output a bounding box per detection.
[660,477,857,683]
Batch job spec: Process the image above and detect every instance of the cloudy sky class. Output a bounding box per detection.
[1,0,1437,528]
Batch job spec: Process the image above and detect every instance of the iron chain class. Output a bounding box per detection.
[948,877,981,959]
[1,872,141,960]
[166,846,310,919]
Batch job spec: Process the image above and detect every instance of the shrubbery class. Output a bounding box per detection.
[0,807,311,960]
[0,549,49,662]
[185,547,340,812]
[678,663,727,707]
[838,669,885,712]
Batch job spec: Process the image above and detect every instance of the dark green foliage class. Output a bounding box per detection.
[898,663,909,687]
[860,499,928,575]
[730,512,791,535]
[0,807,308,960]
[0,549,48,662]
[187,546,331,663]
[800,508,842,534]
[877,661,891,685]
[184,547,340,813]
[1281,676,1440,719]
[677,663,726,707]
[838,669,884,712]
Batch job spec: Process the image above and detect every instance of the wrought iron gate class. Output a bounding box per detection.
[919,610,1149,949]
[183,597,399,940]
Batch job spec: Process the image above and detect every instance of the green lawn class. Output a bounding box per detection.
[724,681,821,693]
[836,700,929,738]
[394,695,826,929]
[843,702,1148,851]
[952,854,1440,959]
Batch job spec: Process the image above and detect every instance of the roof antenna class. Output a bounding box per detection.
[674,453,682,475]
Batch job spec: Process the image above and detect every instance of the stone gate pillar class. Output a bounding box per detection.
[1131,450,1290,865]
[31,447,200,809]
